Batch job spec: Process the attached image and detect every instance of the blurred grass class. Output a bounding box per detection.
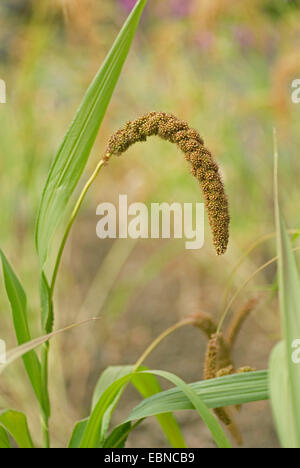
[0,0,300,447]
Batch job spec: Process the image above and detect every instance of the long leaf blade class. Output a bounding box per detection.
[0,410,34,448]
[270,135,300,447]
[35,0,147,264]
[0,318,99,375]
[0,250,43,405]
[0,426,11,448]
[126,371,269,420]
[271,213,300,446]
[68,419,88,448]
[138,370,232,448]
[80,373,132,448]
[102,422,132,448]
[131,371,187,448]
[80,369,232,448]
[91,365,186,448]
[269,342,297,448]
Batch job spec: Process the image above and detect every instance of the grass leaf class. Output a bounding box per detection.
[131,371,187,448]
[35,0,147,265]
[269,342,298,448]
[102,422,132,448]
[68,419,88,448]
[270,132,300,447]
[80,373,132,448]
[40,270,53,334]
[91,365,134,446]
[0,250,43,406]
[127,370,269,420]
[0,318,99,375]
[137,370,232,448]
[91,365,186,448]
[80,369,232,448]
[0,410,34,448]
[0,426,11,448]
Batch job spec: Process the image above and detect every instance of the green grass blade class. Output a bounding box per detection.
[270,133,300,447]
[0,426,11,448]
[81,369,232,448]
[40,270,53,334]
[269,342,298,448]
[126,371,269,420]
[35,0,147,265]
[136,370,232,448]
[0,319,98,375]
[68,419,88,448]
[91,365,133,410]
[80,373,132,448]
[131,371,187,448]
[102,422,132,448]
[91,365,134,446]
[0,410,34,448]
[91,365,186,448]
[0,250,43,405]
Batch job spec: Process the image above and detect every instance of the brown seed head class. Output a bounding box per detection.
[204,332,232,380]
[105,112,230,255]
[191,313,217,339]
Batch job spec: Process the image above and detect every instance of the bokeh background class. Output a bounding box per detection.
[1,0,300,448]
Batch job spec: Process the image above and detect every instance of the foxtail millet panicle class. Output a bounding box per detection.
[191,312,217,339]
[191,297,258,445]
[204,332,242,444]
[105,112,230,255]
[204,332,232,381]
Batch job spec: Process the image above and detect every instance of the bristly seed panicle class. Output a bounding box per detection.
[105,112,230,255]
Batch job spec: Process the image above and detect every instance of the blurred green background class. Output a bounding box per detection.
[1,0,300,448]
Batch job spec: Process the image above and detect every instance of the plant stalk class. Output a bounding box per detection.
[39,157,108,448]
[41,342,50,448]
[133,318,195,371]
[50,157,108,294]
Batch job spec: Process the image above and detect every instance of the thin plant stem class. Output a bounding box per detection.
[41,343,50,448]
[50,157,108,294]
[40,157,109,448]
[133,318,195,372]
[273,128,279,227]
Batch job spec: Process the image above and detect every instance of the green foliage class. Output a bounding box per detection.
[269,342,298,448]
[269,144,300,447]
[0,410,34,448]
[68,419,88,449]
[35,0,147,267]
[127,370,269,420]
[79,368,231,449]
[1,0,300,450]
[0,250,44,409]
[0,426,11,448]
[91,365,186,448]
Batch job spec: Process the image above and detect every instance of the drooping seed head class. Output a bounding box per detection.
[204,332,232,380]
[191,312,217,338]
[105,112,230,255]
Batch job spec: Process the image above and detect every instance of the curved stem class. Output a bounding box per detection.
[133,318,195,372]
[50,157,108,294]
